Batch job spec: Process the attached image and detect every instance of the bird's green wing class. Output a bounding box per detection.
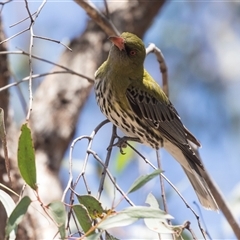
[126,76,200,148]
[126,83,203,168]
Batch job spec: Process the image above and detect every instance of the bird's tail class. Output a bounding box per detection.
[164,140,218,210]
[182,168,218,210]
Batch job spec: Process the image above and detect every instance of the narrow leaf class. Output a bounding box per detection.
[73,204,93,235]
[97,212,137,230]
[5,196,31,237]
[0,190,16,239]
[144,218,173,234]
[128,169,162,193]
[18,123,37,190]
[48,201,66,239]
[144,193,173,234]
[145,192,160,208]
[122,206,173,219]
[77,195,104,219]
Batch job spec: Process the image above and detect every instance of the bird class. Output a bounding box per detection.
[94,32,218,210]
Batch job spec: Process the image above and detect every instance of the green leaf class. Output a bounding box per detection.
[0,190,16,217]
[47,201,66,239]
[18,123,37,190]
[128,169,162,193]
[145,192,160,208]
[73,204,93,235]
[114,145,135,173]
[144,218,173,234]
[144,193,173,234]
[97,212,138,230]
[76,194,104,219]
[85,232,102,240]
[5,196,31,237]
[98,205,172,230]
[0,190,16,239]
[121,206,172,219]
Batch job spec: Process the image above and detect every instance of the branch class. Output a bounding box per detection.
[74,0,119,36]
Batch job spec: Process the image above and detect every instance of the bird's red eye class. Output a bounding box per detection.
[130,50,136,55]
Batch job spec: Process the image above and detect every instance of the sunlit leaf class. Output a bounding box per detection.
[0,190,16,239]
[145,192,159,208]
[144,193,173,234]
[18,123,37,190]
[121,206,172,219]
[76,194,104,219]
[48,201,66,239]
[5,196,31,237]
[98,205,172,230]
[97,212,137,230]
[128,169,162,193]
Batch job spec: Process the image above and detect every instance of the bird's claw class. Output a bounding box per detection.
[107,136,141,154]
[107,137,128,154]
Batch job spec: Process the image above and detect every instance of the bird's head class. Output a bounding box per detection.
[108,32,146,69]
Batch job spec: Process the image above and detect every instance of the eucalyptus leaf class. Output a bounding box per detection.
[128,169,162,193]
[73,204,93,235]
[48,201,66,239]
[18,123,37,190]
[77,194,104,219]
[5,196,31,238]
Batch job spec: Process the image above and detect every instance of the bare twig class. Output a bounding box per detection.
[88,149,135,206]
[183,221,198,240]
[146,43,168,97]
[24,0,34,121]
[0,51,95,92]
[74,0,119,36]
[9,11,37,28]
[33,35,72,51]
[156,150,168,213]
[103,0,110,19]
[0,50,94,83]
[97,125,117,199]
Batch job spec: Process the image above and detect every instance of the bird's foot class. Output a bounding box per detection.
[107,136,141,154]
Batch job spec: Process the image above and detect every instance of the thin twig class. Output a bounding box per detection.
[33,35,72,51]
[97,125,117,199]
[74,0,119,36]
[103,0,110,19]
[0,28,29,45]
[24,0,34,121]
[156,150,168,213]
[146,43,169,97]
[183,221,198,240]
[9,11,37,28]
[0,70,89,92]
[88,149,134,206]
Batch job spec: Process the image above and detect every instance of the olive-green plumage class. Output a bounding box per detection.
[95,32,218,210]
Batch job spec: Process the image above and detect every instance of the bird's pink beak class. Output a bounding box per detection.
[108,36,125,51]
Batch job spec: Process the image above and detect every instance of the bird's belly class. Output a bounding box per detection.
[95,81,162,148]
